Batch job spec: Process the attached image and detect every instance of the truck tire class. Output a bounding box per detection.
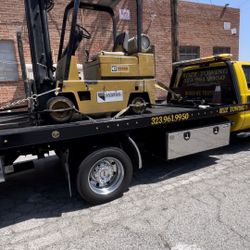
[77,147,133,205]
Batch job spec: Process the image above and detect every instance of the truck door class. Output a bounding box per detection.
[233,62,250,131]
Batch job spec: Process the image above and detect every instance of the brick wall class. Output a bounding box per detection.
[179,1,239,59]
[0,0,239,103]
[0,0,26,103]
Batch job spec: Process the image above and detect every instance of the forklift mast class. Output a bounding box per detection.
[24,0,55,96]
[24,0,143,88]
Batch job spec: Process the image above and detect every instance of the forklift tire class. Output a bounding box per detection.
[47,96,74,123]
[77,147,133,205]
[130,96,147,114]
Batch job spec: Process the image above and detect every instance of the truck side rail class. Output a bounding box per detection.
[0,104,248,152]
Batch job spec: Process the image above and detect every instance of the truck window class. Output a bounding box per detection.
[176,66,236,104]
[242,66,250,88]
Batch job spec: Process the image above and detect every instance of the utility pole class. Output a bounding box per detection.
[170,0,179,63]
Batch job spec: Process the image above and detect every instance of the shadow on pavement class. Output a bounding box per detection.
[0,134,250,228]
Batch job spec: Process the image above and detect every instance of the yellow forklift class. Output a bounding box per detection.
[48,0,156,122]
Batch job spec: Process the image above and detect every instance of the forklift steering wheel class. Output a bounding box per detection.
[77,25,91,39]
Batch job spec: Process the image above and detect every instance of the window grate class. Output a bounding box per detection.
[0,41,18,82]
[179,46,200,61]
[213,47,231,55]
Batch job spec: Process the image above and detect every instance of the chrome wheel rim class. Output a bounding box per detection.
[88,157,124,195]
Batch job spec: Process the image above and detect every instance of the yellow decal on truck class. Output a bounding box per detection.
[219,105,247,114]
[151,113,190,125]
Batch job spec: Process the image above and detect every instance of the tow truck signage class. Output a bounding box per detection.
[151,105,250,126]
[219,105,248,114]
[151,113,190,125]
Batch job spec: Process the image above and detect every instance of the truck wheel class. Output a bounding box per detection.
[77,147,133,205]
[47,96,74,123]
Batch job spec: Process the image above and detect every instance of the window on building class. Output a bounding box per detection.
[213,47,231,55]
[0,41,18,82]
[242,65,250,89]
[179,46,200,61]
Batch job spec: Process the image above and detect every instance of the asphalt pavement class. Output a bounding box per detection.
[0,135,250,250]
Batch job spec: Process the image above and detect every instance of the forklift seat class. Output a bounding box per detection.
[90,51,125,61]
[89,32,128,61]
[113,32,129,53]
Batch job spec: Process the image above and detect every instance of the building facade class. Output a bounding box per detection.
[0,0,240,103]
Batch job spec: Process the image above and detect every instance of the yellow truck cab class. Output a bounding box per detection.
[169,54,250,132]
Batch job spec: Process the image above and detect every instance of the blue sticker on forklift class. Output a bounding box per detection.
[97,90,124,103]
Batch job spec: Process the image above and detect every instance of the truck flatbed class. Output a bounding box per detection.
[1,0,250,205]
[0,103,248,152]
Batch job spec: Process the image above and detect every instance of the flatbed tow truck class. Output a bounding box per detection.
[1,0,250,204]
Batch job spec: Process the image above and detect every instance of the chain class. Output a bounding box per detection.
[0,88,60,111]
